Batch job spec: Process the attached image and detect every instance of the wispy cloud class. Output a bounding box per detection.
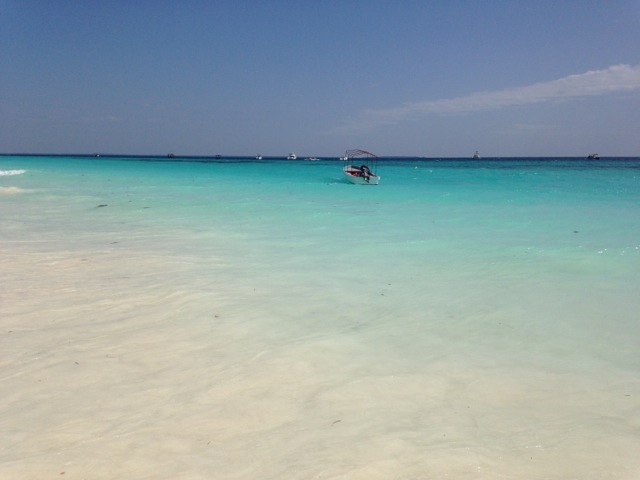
[333,64,640,133]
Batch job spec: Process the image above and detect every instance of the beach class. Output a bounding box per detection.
[2,156,639,479]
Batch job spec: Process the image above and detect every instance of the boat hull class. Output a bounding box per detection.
[343,168,380,185]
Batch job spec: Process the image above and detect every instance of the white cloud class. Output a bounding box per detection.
[333,64,640,133]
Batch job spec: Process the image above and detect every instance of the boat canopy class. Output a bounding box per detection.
[344,149,379,171]
[344,149,378,159]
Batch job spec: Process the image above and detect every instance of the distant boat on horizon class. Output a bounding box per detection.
[473,151,480,159]
[587,153,600,159]
[287,152,297,160]
[256,155,263,160]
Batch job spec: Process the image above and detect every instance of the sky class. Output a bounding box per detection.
[1,0,640,157]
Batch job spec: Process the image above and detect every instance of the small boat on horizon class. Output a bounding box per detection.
[256,155,263,160]
[287,152,297,160]
[473,151,480,159]
[587,153,600,159]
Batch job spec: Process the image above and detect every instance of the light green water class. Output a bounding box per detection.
[1,156,639,479]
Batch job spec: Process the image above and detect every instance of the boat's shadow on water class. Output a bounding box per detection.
[322,176,352,185]
[323,175,383,185]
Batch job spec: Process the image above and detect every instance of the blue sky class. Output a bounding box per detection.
[2,1,639,157]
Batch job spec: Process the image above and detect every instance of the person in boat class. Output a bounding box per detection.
[360,164,372,182]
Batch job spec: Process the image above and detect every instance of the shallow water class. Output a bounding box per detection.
[1,156,639,479]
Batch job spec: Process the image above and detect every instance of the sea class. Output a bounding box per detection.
[1,155,639,479]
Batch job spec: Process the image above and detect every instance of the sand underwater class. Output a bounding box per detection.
[1,155,639,479]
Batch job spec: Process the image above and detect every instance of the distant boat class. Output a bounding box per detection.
[473,151,480,159]
[305,157,320,161]
[167,153,175,158]
[287,153,297,160]
[587,153,600,159]
[215,154,222,159]
[256,155,263,160]
[342,149,380,185]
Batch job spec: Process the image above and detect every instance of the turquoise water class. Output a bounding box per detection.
[2,155,640,478]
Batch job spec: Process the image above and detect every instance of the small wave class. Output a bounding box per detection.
[0,169,26,176]
[0,186,29,195]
